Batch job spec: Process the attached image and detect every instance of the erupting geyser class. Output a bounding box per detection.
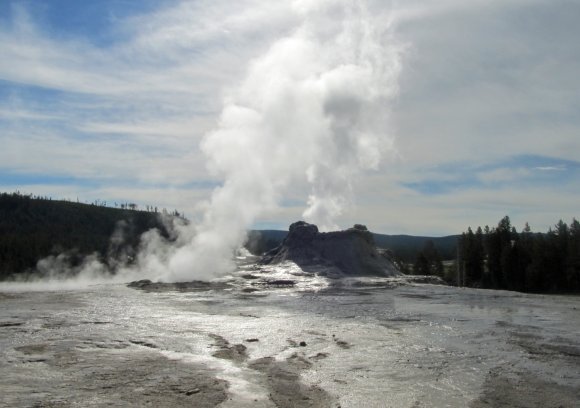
[155,0,403,282]
[0,1,404,287]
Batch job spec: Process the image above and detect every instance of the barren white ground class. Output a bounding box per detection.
[1,262,579,407]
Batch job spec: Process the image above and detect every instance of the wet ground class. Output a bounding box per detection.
[1,262,579,407]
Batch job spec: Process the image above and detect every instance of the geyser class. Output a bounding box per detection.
[156,0,403,282]
[5,0,404,287]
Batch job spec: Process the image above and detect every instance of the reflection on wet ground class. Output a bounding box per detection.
[1,264,579,407]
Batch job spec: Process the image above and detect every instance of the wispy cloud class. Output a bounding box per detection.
[401,155,579,194]
[535,166,566,172]
[0,0,578,235]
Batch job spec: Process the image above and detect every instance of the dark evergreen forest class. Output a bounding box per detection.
[457,216,580,293]
[0,192,175,279]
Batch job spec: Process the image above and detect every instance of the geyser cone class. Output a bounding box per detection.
[260,221,401,277]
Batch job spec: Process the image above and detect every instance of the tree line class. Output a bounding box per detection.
[7,191,186,219]
[457,216,580,292]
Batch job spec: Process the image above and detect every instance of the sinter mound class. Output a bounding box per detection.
[260,221,401,277]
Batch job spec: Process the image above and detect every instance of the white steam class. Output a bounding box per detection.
[156,0,402,281]
[0,0,403,289]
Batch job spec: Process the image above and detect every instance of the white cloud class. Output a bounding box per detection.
[0,1,274,192]
[535,166,565,172]
[0,107,60,121]
[392,0,580,167]
[0,0,578,237]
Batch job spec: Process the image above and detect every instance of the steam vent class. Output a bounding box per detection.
[260,221,401,277]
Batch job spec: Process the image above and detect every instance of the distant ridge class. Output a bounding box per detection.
[247,229,458,261]
[372,233,458,261]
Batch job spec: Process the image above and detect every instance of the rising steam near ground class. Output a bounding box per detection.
[0,215,189,290]
[1,0,403,289]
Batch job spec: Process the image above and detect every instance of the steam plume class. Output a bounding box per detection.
[0,0,403,288]
[159,0,402,281]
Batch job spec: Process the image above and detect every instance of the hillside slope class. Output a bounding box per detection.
[0,193,171,278]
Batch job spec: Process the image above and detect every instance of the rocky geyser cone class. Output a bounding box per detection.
[259,221,401,277]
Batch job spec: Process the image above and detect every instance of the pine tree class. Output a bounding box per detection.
[414,241,443,276]
[567,219,580,290]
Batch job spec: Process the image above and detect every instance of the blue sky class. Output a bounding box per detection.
[1,0,579,235]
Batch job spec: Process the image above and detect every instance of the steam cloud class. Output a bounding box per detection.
[157,0,402,282]
[1,0,403,288]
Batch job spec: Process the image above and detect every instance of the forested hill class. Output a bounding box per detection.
[0,192,174,278]
[373,234,458,261]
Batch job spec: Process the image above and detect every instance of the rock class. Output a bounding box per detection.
[185,388,201,395]
[260,221,401,277]
[127,279,153,288]
[241,288,260,293]
[127,280,231,292]
[263,279,296,286]
[405,275,446,285]
[299,341,307,347]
